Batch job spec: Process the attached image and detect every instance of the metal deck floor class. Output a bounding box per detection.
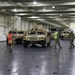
[0,40,75,75]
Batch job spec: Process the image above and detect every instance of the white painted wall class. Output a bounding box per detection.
[70,22,75,33]
[21,20,35,31]
[4,27,9,35]
[0,26,6,41]
[0,14,11,41]
[29,22,33,30]
[21,20,25,31]
[11,16,21,31]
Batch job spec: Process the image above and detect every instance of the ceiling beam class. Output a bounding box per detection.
[0,0,75,2]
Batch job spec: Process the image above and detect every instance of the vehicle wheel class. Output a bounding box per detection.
[23,41,28,48]
[16,41,19,44]
[47,42,50,46]
[42,41,46,47]
[19,40,22,44]
[32,44,35,46]
[61,36,63,40]
[20,41,22,44]
[20,38,23,44]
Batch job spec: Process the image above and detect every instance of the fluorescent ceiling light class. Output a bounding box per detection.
[60,14,62,16]
[36,19,43,20]
[19,13,26,15]
[33,1,37,4]
[38,9,55,12]
[30,16,39,18]
[11,9,29,12]
[39,14,59,15]
[43,8,46,11]
[52,6,55,8]
[32,16,35,18]
[15,13,27,15]
[62,2,75,5]
[12,9,17,12]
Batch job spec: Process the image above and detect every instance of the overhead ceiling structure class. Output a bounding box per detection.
[0,0,75,27]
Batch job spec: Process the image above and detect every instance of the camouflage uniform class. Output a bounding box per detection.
[69,31,75,49]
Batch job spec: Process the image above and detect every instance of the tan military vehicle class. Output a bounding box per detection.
[61,31,70,40]
[23,28,51,47]
[51,31,55,39]
[12,31,24,44]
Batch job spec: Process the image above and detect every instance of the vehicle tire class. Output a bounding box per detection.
[18,38,23,44]
[61,36,63,40]
[20,38,23,44]
[23,41,28,48]
[20,41,22,44]
[32,44,35,46]
[47,42,50,46]
[42,40,46,47]
[16,41,19,44]
[19,40,22,44]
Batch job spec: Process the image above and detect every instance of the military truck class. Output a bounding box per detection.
[51,31,55,39]
[23,28,51,47]
[61,31,70,40]
[12,31,24,44]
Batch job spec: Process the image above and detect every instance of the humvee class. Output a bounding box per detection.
[12,31,24,44]
[51,31,55,39]
[61,31,70,40]
[23,28,51,47]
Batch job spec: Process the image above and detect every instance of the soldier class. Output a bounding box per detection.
[54,31,62,49]
[69,31,75,49]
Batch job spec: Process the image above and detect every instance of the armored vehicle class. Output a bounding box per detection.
[12,31,24,43]
[23,28,51,47]
[51,31,55,39]
[61,31,70,40]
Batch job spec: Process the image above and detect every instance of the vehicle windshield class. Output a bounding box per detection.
[37,32,45,35]
[18,31,24,34]
[12,31,16,34]
[67,32,69,33]
[28,31,36,35]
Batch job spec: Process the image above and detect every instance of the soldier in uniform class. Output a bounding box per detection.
[69,31,75,49]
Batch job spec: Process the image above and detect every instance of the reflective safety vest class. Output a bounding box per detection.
[7,34,13,44]
[54,32,58,39]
